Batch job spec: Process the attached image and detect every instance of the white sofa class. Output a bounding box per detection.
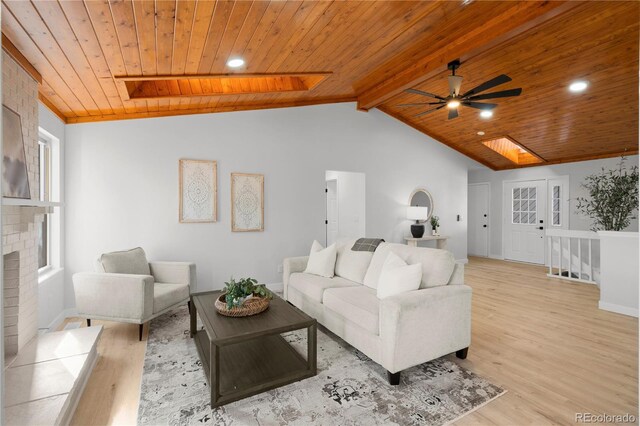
[73,247,195,340]
[283,240,471,384]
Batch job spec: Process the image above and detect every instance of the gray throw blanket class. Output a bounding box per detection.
[351,238,385,252]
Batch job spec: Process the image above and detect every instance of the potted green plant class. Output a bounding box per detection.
[576,157,639,231]
[430,215,440,236]
[215,277,273,317]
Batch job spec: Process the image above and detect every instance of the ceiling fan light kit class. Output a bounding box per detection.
[400,59,523,120]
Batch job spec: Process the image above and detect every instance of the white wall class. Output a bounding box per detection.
[598,232,639,317]
[37,102,66,329]
[469,155,639,258]
[63,103,475,307]
[325,170,366,241]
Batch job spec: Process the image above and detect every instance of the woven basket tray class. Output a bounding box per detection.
[215,294,270,317]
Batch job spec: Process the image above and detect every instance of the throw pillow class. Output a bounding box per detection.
[304,241,337,278]
[334,239,374,284]
[100,247,151,275]
[376,252,422,299]
[363,243,456,289]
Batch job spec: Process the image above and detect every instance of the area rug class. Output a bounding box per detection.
[137,306,505,425]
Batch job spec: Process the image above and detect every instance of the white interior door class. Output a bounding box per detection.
[468,183,489,257]
[504,180,546,264]
[326,180,338,246]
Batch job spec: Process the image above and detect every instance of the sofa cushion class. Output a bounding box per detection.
[363,243,455,289]
[323,286,380,335]
[304,241,337,278]
[377,252,422,299]
[334,239,374,284]
[289,272,360,303]
[153,283,189,313]
[100,247,151,275]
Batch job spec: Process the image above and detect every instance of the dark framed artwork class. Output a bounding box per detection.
[2,105,31,199]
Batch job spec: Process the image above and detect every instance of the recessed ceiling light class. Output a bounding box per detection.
[227,58,245,68]
[568,80,588,93]
[447,100,461,109]
[477,131,485,136]
[480,110,493,119]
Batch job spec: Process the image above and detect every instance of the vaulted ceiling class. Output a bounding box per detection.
[1,0,638,170]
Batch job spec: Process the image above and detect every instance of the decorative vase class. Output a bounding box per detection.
[432,228,437,236]
[411,223,425,238]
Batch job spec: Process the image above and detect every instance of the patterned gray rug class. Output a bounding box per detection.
[138,306,505,425]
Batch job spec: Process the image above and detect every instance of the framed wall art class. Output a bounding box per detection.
[231,173,264,232]
[2,105,31,199]
[179,159,217,223]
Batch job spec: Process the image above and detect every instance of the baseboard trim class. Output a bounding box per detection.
[46,308,77,332]
[488,254,504,260]
[267,282,284,293]
[456,258,469,264]
[598,301,639,318]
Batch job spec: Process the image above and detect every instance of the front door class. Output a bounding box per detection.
[468,183,489,257]
[504,180,546,264]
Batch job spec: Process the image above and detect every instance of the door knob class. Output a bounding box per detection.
[538,226,544,230]
[483,224,487,228]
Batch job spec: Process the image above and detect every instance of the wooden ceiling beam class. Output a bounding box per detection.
[38,92,67,123]
[1,32,42,84]
[65,96,357,124]
[356,1,583,112]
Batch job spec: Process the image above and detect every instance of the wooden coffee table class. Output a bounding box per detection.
[190,291,317,407]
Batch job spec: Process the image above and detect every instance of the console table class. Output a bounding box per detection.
[405,235,449,249]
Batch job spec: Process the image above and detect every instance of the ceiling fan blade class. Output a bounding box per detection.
[397,102,446,107]
[448,108,459,120]
[414,104,446,117]
[465,88,523,101]
[406,88,446,100]
[448,75,463,96]
[462,101,497,110]
[461,74,512,98]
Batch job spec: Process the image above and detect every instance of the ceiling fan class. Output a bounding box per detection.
[398,59,522,120]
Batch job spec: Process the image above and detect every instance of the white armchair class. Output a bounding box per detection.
[72,247,196,340]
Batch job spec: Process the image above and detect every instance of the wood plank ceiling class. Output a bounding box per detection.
[379,1,639,169]
[1,0,638,170]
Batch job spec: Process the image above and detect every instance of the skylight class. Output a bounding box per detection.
[482,137,543,165]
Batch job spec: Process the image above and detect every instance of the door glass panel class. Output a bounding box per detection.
[552,185,561,226]
[512,185,537,225]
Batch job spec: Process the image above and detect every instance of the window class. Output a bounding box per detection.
[37,136,52,271]
[552,185,561,226]
[512,186,537,224]
[38,139,50,202]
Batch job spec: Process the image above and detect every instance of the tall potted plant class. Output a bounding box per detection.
[576,157,639,231]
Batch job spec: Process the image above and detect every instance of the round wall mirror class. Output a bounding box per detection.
[408,188,434,222]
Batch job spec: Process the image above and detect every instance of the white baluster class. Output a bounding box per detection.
[578,238,582,281]
[568,237,572,279]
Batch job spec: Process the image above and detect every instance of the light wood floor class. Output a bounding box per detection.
[64,257,638,425]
